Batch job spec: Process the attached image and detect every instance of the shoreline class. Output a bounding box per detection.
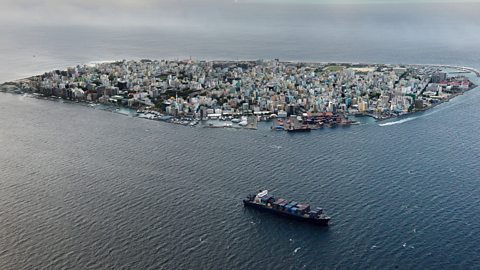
[0,85,477,129]
[355,82,478,121]
[1,60,478,131]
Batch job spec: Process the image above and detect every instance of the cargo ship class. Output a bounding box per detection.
[243,190,330,226]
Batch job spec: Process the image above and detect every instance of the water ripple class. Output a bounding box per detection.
[1,92,480,269]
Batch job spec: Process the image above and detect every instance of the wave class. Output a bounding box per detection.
[378,117,418,126]
[86,60,119,67]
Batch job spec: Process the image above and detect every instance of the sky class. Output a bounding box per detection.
[1,0,479,27]
[1,0,480,82]
[2,0,479,51]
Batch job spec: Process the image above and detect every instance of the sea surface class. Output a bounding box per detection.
[1,72,480,269]
[2,2,480,83]
[2,2,480,269]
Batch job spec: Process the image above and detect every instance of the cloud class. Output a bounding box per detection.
[241,0,479,3]
[0,0,204,28]
[1,0,479,30]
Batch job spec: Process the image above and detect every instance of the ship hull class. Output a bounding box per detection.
[285,128,311,132]
[243,200,329,226]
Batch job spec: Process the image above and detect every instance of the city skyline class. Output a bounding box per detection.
[2,0,480,83]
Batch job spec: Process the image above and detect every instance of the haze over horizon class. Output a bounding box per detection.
[1,0,480,82]
[2,0,480,26]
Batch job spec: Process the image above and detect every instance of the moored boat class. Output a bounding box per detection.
[285,127,311,132]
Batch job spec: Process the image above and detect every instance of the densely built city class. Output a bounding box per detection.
[1,59,476,130]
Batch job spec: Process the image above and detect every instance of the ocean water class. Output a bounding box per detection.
[2,2,480,269]
[1,74,479,269]
[2,2,480,83]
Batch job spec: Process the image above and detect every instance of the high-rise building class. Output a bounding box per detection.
[431,72,447,83]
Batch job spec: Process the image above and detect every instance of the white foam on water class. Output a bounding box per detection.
[86,60,119,67]
[199,234,208,243]
[380,95,467,127]
[379,117,418,127]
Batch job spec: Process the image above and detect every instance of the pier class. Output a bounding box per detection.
[1,60,477,131]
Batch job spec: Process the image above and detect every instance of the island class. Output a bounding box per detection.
[1,59,477,131]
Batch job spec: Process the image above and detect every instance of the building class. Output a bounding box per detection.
[431,72,447,83]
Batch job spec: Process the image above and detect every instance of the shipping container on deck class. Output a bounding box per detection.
[297,204,311,213]
[279,201,288,210]
[261,196,273,204]
[273,198,286,209]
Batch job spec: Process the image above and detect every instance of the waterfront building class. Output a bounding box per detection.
[431,72,447,83]
[7,59,471,122]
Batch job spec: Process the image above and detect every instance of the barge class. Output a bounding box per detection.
[243,190,330,226]
[285,127,311,132]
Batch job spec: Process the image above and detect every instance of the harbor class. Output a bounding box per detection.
[1,60,477,132]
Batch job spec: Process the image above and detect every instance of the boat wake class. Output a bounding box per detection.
[379,91,469,127]
[378,117,417,126]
